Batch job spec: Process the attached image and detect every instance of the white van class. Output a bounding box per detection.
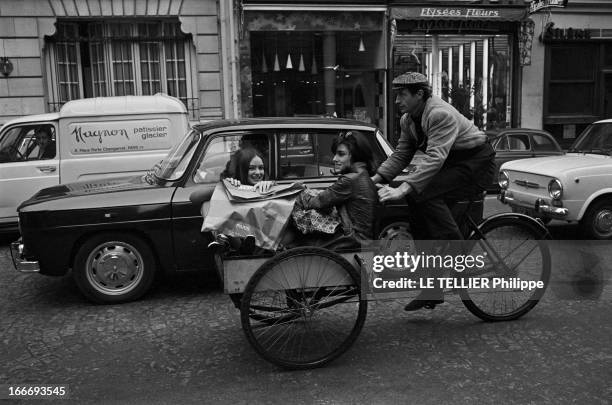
[0,94,189,231]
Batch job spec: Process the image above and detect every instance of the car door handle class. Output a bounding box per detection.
[37,166,57,173]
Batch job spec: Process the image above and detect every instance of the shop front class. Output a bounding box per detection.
[239,2,387,131]
[388,1,528,144]
[536,15,612,148]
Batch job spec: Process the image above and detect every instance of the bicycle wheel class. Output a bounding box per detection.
[241,247,367,369]
[459,217,551,321]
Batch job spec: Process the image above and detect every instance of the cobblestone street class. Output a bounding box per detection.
[1,222,611,404]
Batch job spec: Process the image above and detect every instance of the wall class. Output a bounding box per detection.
[521,1,612,129]
[0,0,224,125]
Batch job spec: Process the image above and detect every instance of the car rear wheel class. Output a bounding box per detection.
[73,233,156,303]
[580,198,612,239]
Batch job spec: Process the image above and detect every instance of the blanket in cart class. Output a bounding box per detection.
[202,182,303,251]
[222,178,304,202]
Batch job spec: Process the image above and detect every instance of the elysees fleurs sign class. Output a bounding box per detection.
[390,7,527,21]
[69,119,172,154]
[419,8,501,18]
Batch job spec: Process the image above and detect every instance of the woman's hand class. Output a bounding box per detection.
[227,177,242,187]
[254,180,275,193]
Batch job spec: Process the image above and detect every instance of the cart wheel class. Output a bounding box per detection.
[241,247,367,370]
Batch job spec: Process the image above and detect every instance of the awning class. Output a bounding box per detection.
[391,6,528,22]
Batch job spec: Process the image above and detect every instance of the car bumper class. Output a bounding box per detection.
[9,239,40,273]
[499,190,569,219]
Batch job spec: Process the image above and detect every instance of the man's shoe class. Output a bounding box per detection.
[404,299,444,311]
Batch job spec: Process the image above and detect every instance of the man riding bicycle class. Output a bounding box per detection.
[372,72,496,311]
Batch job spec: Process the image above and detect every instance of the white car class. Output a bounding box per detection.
[498,119,612,239]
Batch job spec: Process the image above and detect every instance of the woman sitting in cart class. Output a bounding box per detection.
[208,131,378,253]
[287,130,379,248]
[221,147,275,193]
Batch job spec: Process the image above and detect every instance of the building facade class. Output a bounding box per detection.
[238,0,531,145]
[0,0,227,124]
[521,0,612,148]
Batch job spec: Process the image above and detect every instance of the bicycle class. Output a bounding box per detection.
[218,193,551,370]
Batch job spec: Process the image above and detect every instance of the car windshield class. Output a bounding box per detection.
[568,123,612,155]
[153,129,201,180]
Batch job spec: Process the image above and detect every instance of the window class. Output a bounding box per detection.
[531,134,557,152]
[194,133,271,184]
[507,134,530,151]
[46,21,194,110]
[0,124,57,163]
[155,130,201,181]
[391,33,513,136]
[277,129,384,180]
[494,136,508,151]
[249,31,384,125]
[546,45,597,115]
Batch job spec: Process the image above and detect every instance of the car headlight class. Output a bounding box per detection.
[498,170,509,189]
[548,178,563,200]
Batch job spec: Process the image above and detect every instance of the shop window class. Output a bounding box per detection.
[249,31,384,125]
[46,21,195,111]
[548,83,594,115]
[391,33,512,140]
[545,45,597,117]
[550,46,595,80]
[605,44,612,67]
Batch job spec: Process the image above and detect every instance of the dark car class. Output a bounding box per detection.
[11,118,409,304]
[488,128,564,190]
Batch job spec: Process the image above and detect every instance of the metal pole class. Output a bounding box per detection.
[483,38,489,128]
[323,32,337,116]
[448,46,453,104]
[470,41,476,121]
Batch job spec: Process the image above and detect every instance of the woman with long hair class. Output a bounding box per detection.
[222,147,274,193]
[295,130,379,242]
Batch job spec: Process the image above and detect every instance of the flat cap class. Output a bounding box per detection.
[392,72,429,89]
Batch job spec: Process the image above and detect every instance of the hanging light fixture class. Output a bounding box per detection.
[298,48,305,72]
[286,52,293,69]
[358,34,366,52]
[311,36,318,74]
[273,37,280,72]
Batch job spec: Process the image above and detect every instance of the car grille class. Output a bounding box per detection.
[505,170,552,202]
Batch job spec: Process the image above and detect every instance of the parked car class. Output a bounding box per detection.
[0,94,190,232]
[488,128,564,191]
[499,119,612,239]
[11,118,409,304]
[404,128,563,190]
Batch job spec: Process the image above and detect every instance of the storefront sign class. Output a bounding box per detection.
[69,119,172,154]
[529,0,568,15]
[540,22,591,42]
[391,7,527,21]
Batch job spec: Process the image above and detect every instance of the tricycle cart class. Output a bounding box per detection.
[215,200,552,370]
